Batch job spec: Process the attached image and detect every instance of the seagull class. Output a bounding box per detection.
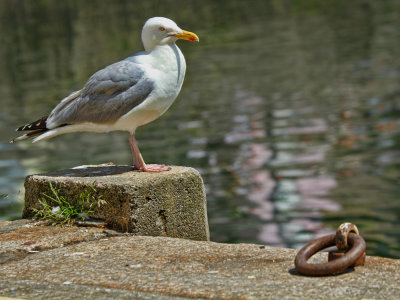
[11,17,199,172]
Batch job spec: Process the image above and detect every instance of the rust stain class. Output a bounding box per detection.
[22,241,36,246]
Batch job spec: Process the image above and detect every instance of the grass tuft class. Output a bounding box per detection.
[33,182,106,224]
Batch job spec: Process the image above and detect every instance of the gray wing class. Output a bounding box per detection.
[46,59,154,129]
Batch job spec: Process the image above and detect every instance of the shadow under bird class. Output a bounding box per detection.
[11,17,199,172]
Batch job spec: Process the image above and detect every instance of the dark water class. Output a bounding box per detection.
[0,1,399,258]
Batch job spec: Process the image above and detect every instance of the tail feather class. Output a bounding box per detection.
[10,129,48,143]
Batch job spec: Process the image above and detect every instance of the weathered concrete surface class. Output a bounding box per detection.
[0,221,399,300]
[23,165,209,241]
[0,219,111,264]
[0,279,181,300]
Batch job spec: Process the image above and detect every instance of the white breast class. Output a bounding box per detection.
[114,44,186,132]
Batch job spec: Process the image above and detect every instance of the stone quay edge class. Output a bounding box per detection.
[0,220,399,300]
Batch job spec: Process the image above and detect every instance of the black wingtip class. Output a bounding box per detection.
[16,116,48,132]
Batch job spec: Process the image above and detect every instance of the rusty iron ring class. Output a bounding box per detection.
[335,222,359,251]
[294,232,366,276]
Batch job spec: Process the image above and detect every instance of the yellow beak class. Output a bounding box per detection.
[169,30,199,42]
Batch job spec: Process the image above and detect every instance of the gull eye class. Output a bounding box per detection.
[159,26,166,31]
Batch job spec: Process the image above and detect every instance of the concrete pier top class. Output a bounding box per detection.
[23,165,209,241]
[0,220,399,300]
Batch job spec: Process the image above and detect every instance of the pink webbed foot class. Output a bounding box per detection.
[140,164,171,172]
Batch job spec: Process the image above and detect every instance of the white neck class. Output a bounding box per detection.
[148,44,186,89]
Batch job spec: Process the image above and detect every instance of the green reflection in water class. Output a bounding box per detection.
[0,0,399,258]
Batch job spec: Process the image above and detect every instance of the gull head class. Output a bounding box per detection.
[142,17,199,52]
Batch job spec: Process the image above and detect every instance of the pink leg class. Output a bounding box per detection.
[129,132,142,170]
[129,131,171,172]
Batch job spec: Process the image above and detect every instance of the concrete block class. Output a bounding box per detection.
[23,165,209,241]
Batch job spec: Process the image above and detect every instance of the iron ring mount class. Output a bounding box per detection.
[294,223,366,276]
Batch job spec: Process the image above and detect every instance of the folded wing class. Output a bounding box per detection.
[46,59,154,129]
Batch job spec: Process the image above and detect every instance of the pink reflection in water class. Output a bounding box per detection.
[297,197,341,212]
[258,224,284,246]
[246,143,273,169]
[272,118,328,136]
[294,152,325,164]
[248,170,275,220]
[297,177,337,196]
[225,91,341,248]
